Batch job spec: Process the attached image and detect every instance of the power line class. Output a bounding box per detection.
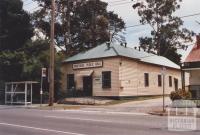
[126,24,144,28]
[109,1,133,6]
[180,12,200,19]
[109,0,131,4]
[126,12,200,29]
[24,1,34,6]
[23,0,31,3]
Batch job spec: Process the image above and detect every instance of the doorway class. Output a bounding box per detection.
[83,76,93,96]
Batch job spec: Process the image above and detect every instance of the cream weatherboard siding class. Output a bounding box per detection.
[61,57,121,97]
[61,56,182,97]
[119,58,182,96]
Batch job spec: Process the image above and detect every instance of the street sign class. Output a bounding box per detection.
[42,68,47,77]
[40,90,43,95]
[161,67,167,75]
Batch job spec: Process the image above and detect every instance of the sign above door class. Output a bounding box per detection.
[73,61,103,69]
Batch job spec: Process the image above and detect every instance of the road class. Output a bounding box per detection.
[0,106,199,135]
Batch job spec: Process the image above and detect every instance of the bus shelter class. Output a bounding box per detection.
[5,81,38,106]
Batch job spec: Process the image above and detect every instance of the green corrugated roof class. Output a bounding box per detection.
[64,43,180,69]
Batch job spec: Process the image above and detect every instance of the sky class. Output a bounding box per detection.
[22,0,200,61]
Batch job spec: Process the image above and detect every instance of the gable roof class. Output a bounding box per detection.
[64,43,180,69]
[185,44,200,63]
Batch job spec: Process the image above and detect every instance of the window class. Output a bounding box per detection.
[158,75,162,87]
[67,74,75,89]
[169,76,172,87]
[144,73,149,87]
[102,71,111,88]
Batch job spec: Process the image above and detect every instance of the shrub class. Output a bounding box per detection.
[170,89,192,101]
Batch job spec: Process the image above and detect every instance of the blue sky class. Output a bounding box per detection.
[23,0,200,60]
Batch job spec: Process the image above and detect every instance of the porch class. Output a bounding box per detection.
[189,85,200,99]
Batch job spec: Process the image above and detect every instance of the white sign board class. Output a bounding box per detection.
[73,61,103,69]
[161,67,167,75]
[41,68,47,77]
[94,76,102,84]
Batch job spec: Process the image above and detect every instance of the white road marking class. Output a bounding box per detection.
[55,110,149,116]
[45,116,112,123]
[0,122,87,135]
[105,112,149,116]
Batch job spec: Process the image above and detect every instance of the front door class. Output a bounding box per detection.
[83,76,93,96]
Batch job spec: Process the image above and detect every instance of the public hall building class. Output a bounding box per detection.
[61,43,182,97]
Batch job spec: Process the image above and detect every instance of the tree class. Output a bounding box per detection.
[133,0,194,64]
[0,0,33,83]
[32,0,125,56]
[21,39,64,101]
[0,0,33,51]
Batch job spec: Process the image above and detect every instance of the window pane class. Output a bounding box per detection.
[169,76,172,87]
[102,71,111,88]
[158,75,162,87]
[144,73,149,87]
[67,74,75,89]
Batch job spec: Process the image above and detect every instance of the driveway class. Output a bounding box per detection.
[80,97,172,113]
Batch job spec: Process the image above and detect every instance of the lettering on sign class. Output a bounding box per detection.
[73,61,103,69]
[94,76,102,84]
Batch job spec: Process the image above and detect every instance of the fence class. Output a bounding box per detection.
[0,88,5,104]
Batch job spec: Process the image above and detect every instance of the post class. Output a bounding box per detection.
[31,83,32,106]
[163,74,165,112]
[92,0,97,47]
[162,67,166,112]
[180,63,185,90]
[67,0,71,48]
[40,75,43,107]
[25,83,27,107]
[11,83,13,105]
[5,83,7,105]
[49,0,55,106]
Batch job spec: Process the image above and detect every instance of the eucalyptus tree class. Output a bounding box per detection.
[33,0,125,56]
[133,0,194,64]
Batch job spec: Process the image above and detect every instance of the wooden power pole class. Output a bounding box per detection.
[49,0,55,106]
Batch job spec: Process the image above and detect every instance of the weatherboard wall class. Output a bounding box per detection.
[61,57,121,96]
[61,56,182,97]
[119,58,182,96]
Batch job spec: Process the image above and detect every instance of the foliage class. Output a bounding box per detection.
[22,40,64,100]
[133,0,194,64]
[32,0,125,56]
[0,0,63,101]
[0,0,33,51]
[170,89,191,101]
[0,0,34,82]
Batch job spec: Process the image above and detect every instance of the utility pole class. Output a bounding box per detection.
[49,0,55,106]
[67,0,71,53]
[162,67,166,112]
[92,0,97,47]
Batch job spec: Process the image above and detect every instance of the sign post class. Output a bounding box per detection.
[161,67,166,112]
[40,68,47,107]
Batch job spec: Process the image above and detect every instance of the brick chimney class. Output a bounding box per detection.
[197,35,200,48]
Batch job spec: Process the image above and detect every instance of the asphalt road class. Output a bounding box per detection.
[0,106,199,135]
